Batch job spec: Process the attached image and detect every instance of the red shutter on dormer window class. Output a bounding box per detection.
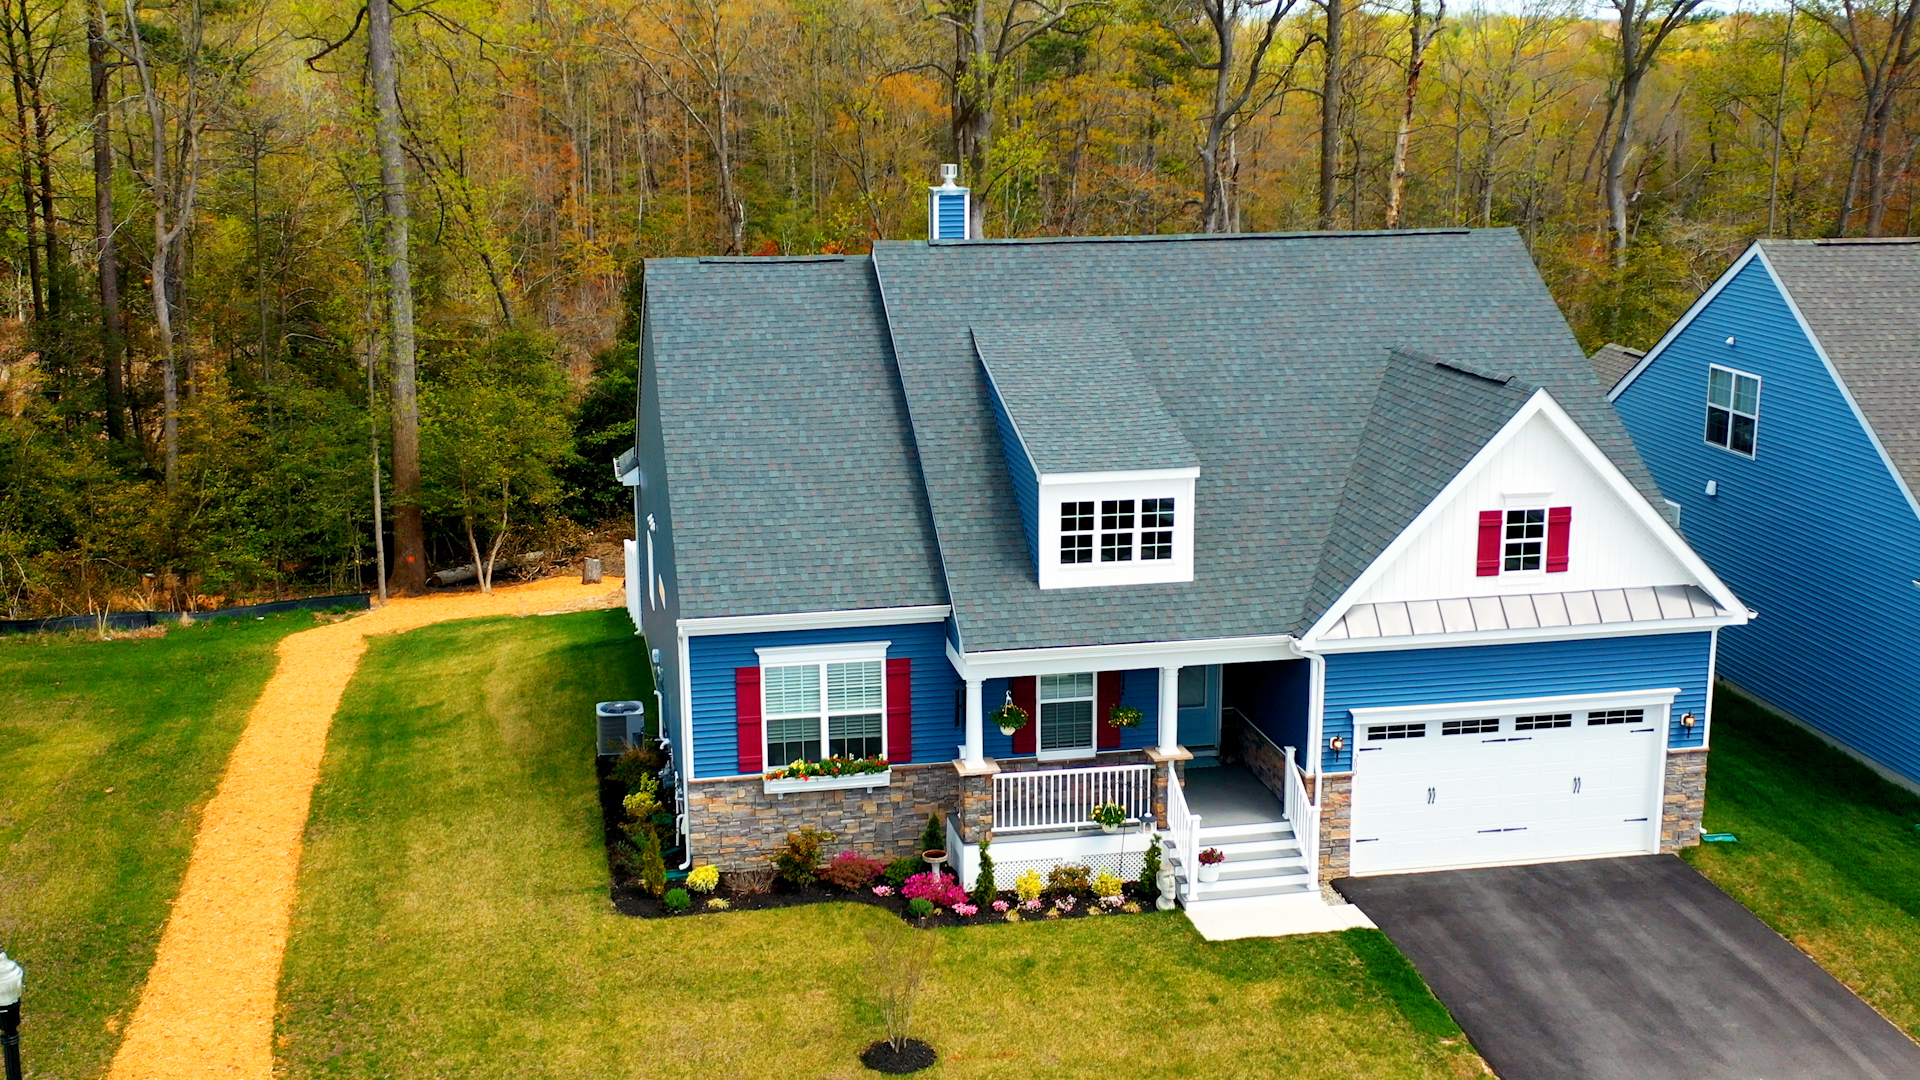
[735,667,762,774]
[1476,511,1503,577]
[1097,671,1124,749]
[1010,676,1038,755]
[1546,506,1572,573]
[886,658,912,764]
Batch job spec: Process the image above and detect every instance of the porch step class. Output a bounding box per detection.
[1184,877,1317,903]
[1165,815,1313,906]
[1195,821,1295,845]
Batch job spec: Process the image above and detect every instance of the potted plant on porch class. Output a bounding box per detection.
[1089,801,1127,834]
[1106,704,1143,729]
[990,692,1029,737]
[1197,847,1225,883]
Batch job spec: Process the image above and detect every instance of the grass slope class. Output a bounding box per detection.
[278,610,1483,1079]
[0,616,304,1079]
[1685,685,1920,1038]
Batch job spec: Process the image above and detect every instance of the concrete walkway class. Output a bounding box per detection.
[105,577,620,1080]
[1185,893,1376,940]
[1339,855,1920,1080]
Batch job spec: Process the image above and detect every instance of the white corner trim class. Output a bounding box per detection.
[1608,243,1764,402]
[679,605,950,637]
[755,640,891,665]
[1351,687,1680,724]
[948,633,1297,680]
[1753,249,1920,524]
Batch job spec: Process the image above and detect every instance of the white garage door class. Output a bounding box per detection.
[1348,693,1670,876]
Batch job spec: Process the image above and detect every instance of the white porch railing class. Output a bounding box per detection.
[992,763,1155,833]
[1164,761,1200,901]
[1283,746,1319,892]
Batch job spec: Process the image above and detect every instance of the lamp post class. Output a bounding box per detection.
[0,949,23,1080]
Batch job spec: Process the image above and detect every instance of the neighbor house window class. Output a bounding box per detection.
[1038,672,1096,756]
[1060,501,1093,564]
[761,659,885,766]
[1706,365,1760,456]
[1504,509,1545,571]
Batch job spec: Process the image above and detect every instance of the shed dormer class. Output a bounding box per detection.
[974,322,1200,589]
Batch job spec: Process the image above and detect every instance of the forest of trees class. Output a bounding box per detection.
[0,0,1914,616]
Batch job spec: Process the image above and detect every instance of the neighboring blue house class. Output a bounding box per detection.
[1608,238,1920,792]
[621,181,1746,907]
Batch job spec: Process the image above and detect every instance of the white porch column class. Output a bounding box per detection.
[962,677,986,768]
[1157,666,1181,756]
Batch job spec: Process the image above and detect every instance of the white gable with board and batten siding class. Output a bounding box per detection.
[1306,389,1748,648]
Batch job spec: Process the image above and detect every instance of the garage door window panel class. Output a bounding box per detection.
[1514,713,1573,731]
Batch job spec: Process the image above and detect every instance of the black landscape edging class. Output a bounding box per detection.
[0,593,372,636]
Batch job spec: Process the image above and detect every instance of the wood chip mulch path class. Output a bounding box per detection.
[104,576,622,1080]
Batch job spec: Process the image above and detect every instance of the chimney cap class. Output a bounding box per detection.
[939,163,959,186]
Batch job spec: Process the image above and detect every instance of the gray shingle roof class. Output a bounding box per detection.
[972,321,1199,474]
[869,229,1660,652]
[1759,239,1920,494]
[1590,342,1645,393]
[643,256,948,618]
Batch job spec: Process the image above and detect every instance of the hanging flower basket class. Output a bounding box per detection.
[1089,801,1127,833]
[1106,704,1144,729]
[990,700,1030,736]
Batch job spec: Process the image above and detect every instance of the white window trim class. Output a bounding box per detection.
[1036,671,1099,762]
[1705,363,1762,459]
[756,642,891,767]
[1038,474,1196,590]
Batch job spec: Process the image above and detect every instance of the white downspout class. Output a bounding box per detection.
[675,624,694,870]
[1290,640,1327,778]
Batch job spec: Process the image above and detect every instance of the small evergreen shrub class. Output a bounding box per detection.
[1140,834,1162,897]
[971,838,997,907]
[918,813,945,856]
[770,827,836,888]
[633,827,667,897]
[663,888,690,912]
[906,897,935,918]
[685,864,720,893]
[884,857,922,889]
[1092,871,1125,898]
[1014,869,1045,902]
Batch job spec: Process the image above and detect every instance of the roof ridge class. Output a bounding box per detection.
[914,227,1476,248]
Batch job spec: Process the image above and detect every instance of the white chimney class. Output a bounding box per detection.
[929,164,970,241]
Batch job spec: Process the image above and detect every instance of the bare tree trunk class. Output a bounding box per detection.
[4,10,41,322]
[1318,0,1343,228]
[1605,69,1641,265]
[1766,7,1792,237]
[21,0,53,317]
[90,1,126,442]
[369,0,427,593]
[1385,0,1444,228]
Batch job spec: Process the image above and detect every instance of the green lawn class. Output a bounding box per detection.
[0,616,306,1080]
[1685,685,1920,1038]
[277,610,1484,1079]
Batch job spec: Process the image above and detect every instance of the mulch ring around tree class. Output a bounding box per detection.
[861,1039,937,1074]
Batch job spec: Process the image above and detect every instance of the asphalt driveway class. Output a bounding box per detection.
[1337,855,1920,1080]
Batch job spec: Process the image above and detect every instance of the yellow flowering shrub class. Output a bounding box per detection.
[686,864,720,893]
[1092,871,1124,898]
[1014,869,1044,902]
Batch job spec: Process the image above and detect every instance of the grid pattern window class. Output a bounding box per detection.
[761,659,885,766]
[1099,500,1135,562]
[1140,499,1175,560]
[1039,672,1096,753]
[1587,708,1645,726]
[1514,713,1573,730]
[1367,723,1427,741]
[1059,501,1093,564]
[1706,365,1761,456]
[1504,509,1546,571]
[1442,717,1500,736]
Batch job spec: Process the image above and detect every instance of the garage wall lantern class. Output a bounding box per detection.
[1681,713,1697,729]
[1328,735,1345,753]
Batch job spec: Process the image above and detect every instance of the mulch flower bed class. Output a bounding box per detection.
[861,1039,937,1074]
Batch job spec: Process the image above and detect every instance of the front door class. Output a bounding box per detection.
[1177,665,1222,749]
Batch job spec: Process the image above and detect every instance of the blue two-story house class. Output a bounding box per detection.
[1608,238,1920,792]
[621,188,1747,907]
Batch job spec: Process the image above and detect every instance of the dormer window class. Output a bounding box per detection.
[1141,499,1175,559]
[1100,500,1135,561]
[1060,502,1094,563]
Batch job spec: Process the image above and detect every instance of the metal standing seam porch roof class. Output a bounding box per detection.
[641,229,1666,653]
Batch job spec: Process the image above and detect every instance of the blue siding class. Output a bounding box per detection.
[687,622,961,778]
[985,375,1041,567]
[1614,259,1920,785]
[935,192,967,239]
[1321,633,1714,772]
[976,668,1162,760]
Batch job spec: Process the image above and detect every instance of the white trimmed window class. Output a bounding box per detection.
[1057,497,1177,565]
[1060,501,1094,564]
[1503,508,1545,571]
[1038,672,1096,759]
[757,644,887,767]
[1706,365,1760,456]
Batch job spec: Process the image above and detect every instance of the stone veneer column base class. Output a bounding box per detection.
[1315,772,1352,901]
[1661,747,1709,853]
[685,762,959,871]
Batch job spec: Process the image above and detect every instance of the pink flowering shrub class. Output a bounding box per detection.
[953,903,978,917]
[992,899,1011,913]
[1099,894,1126,909]
[871,885,894,897]
[901,871,968,909]
[1053,895,1076,913]
[1019,898,1043,913]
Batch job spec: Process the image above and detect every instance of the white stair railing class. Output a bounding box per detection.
[992,763,1155,833]
[1163,761,1201,901]
[1283,746,1319,892]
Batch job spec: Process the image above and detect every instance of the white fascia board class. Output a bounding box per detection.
[1041,467,1202,484]
[1351,686,1680,724]
[1754,249,1920,524]
[1311,614,1746,654]
[1301,389,1749,647]
[680,605,951,637]
[949,633,1297,681]
[1608,243,1763,403]
[755,640,891,665]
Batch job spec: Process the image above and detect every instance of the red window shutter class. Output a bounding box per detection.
[886,658,912,764]
[1010,676,1038,755]
[1546,506,1572,573]
[735,666,762,774]
[1476,510,1503,577]
[1097,671,1124,749]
